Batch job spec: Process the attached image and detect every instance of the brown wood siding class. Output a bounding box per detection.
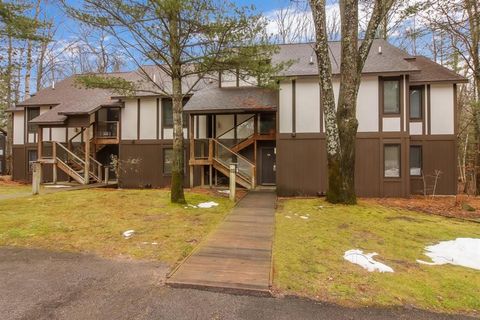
[118,141,200,188]
[355,138,381,197]
[276,135,327,196]
[12,146,26,181]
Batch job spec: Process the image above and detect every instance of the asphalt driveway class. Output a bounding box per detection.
[0,247,475,320]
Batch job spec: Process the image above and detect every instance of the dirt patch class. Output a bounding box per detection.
[366,195,480,221]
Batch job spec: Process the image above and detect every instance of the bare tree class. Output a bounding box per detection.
[309,0,396,204]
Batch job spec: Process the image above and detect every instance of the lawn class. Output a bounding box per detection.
[0,181,32,195]
[274,198,480,315]
[0,188,233,264]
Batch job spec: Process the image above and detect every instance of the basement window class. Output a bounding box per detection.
[163,148,173,175]
[384,144,400,178]
[409,145,422,176]
[383,80,400,114]
[28,150,38,173]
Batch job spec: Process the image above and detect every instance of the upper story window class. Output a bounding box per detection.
[383,79,400,114]
[162,98,188,128]
[409,86,423,120]
[27,107,40,134]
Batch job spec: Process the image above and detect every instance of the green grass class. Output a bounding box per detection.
[0,188,233,264]
[274,198,480,315]
[0,182,32,195]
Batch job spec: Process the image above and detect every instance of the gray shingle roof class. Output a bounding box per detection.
[409,56,468,83]
[184,87,277,113]
[273,39,419,76]
[13,39,467,124]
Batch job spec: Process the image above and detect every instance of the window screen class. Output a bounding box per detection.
[383,80,400,114]
[409,87,423,119]
[163,148,173,175]
[384,144,400,178]
[410,146,422,176]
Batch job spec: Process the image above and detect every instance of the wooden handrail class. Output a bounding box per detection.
[53,141,85,165]
[211,138,255,165]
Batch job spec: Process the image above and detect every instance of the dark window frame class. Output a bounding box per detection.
[409,145,423,177]
[409,86,424,121]
[26,107,40,134]
[163,148,173,175]
[383,144,401,178]
[27,149,38,174]
[161,98,189,129]
[381,77,402,116]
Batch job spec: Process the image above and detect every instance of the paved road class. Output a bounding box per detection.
[168,191,276,293]
[0,247,475,320]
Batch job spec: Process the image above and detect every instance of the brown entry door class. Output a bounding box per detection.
[261,147,276,185]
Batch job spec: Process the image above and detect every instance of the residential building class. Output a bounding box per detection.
[8,39,466,197]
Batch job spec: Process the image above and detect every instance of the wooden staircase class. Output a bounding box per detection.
[41,141,104,185]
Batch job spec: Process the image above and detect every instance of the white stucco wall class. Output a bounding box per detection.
[296,78,320,133]
[13,111,24,145]
[410,122,423,135]
[279,81,292,133]
[51,128,67,142]
[430,84,454,134]
[139,97,157,139]
[356,76,379,132]
[122,99,138,140]
[382,117,401,132]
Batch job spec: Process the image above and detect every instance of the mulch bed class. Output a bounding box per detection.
[366,195,480,221]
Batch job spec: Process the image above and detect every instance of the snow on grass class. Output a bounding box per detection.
[344,249,394,273]
[417,238,480,270]
[122,230,135,239]
[197,201,219,208]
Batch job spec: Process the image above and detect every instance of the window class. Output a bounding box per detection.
[410,146,422,176]
[163,148,173,175]
[27,107,40,134]
[409,86,423,119]
[162,98,189,128]
[28,150,38,173]
[384,144,400,178]
[383,80,400,114]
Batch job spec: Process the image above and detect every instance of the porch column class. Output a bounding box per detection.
[52,140,57,184]
[189,114,194,188]
[36,126,43,185]
[37,126,43,159]
[83,126,90,184]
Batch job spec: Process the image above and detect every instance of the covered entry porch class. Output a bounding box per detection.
[184,87,278,189]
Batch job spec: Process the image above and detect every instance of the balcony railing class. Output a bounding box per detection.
[96,121,119,139]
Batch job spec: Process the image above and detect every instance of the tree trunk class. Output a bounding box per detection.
[169,11,186,204]
[5,35,14,175]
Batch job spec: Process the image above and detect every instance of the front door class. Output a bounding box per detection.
[261,147,276,185]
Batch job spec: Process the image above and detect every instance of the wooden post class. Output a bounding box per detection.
[83,127,90,184]
[32,162,41,195]
[209,164,212,188]
[37,126,43,159]
[229,164,236,201]
[104,166,109,184]
[52,142,57,184]
[189,114,194,188]
[98,164,103,182]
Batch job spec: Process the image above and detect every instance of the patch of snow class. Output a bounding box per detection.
[197,201,219,208]
[344,249,394,273]
[285,215,292,219]
[300,216,309,220]
[218,190,230,194]
[122,230,135,239]
[152,242,158,245]
[44,185,70,188]
[417,238,480,270]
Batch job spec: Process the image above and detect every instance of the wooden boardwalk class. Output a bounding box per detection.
[166,190,276,295]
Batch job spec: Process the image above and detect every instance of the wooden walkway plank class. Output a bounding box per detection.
[166,190,276,295]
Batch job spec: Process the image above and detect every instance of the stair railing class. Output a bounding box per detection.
[216,115,255,149]
[212,138,255,188]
